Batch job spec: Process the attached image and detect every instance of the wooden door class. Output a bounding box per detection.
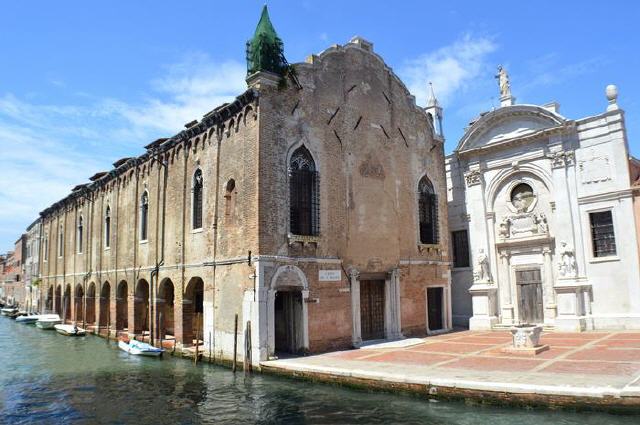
[360,280,385,341]
[516,268,544,324]
[427,287,444,331]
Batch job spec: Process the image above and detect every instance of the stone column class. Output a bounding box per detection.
[349,269,362,347]
[542,247,556,325]
[384,268,402,340]
[499,251,514,325]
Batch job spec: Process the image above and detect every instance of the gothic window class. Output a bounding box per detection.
[452,230,470,268]
[289,146,319,236]
[44,233,48,262]
[418,176,438,244]
[77,216,84,254]
[58,225,64,257]
[140,192,149,241]
[192,169,203,230]
[104,206,111,249]
[590,211,617,257]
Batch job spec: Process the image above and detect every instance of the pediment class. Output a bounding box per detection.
[457,105,568,153]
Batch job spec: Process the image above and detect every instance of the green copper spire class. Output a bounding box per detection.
[246,5,287,76]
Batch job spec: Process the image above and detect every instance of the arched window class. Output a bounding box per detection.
[192,169,203,230]
[77,216,84,254]
[58,225,64,257]
[43,233,48,262]
[104,206,111,249]
[418,176,438,244]
[225,179,236,222]
[140,192,149,241]
[289,146,319,236]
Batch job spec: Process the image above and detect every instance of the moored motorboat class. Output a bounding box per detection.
[54,323,87,336]
[17,314,60,325]
[1,307,18,316]
[35,315,63,329]
[9,310,27,319]
[118,339,164,357]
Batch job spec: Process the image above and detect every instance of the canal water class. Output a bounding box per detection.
[0,318,636,425]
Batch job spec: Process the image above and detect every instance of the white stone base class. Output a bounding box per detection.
[554,315,587,332]
[469,315,498,330]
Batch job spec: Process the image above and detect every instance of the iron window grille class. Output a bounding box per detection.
[452,230,470,268]
[419,176,439,244]
[590,211,617,257]
[289,147,319,236]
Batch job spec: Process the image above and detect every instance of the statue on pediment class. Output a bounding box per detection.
[495,65,511,98]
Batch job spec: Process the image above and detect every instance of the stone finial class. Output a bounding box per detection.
[606,84,619,111]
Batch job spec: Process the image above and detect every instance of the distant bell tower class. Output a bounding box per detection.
[246,5,287,86]
[425,82,444,141]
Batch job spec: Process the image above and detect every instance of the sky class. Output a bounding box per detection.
[0,1,639,252]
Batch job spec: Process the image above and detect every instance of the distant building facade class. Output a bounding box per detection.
[23,219,42,311]
[447,76,640,331]
[36,7,450,363]
[1,235,27,305]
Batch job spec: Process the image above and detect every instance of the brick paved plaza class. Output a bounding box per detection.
[262,330,640,409]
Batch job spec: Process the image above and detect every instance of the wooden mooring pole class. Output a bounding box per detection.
[244,320,252,374]
[232,314,238,373]
[194,313,201,365]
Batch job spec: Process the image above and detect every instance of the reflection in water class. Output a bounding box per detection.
[0,318,637,424]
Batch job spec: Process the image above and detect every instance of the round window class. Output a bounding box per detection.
[510,183,534,212]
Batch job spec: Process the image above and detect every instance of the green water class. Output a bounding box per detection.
[0,317,637,424]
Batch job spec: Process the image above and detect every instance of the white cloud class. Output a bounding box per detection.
[400,34,497,107]
[0,53,246,251]
[518,54,607,95]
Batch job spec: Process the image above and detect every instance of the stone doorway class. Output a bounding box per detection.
[274,290,303,354]
[427,287,444,331]
[516,268,544,324]
[360,280,385,341]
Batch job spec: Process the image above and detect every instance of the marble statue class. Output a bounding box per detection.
[499,216,511,239]
[474,249,492,282]
[495,65,511,98]
[535,213,548,234]
[558,241,577,278]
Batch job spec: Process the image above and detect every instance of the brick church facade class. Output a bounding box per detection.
[36,7,450,363]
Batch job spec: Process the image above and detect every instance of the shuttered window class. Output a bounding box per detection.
[452,230,470,268]
[590,211,616,257]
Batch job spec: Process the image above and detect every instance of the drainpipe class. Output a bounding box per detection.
[151,150,168,346]
[211,128,223,353]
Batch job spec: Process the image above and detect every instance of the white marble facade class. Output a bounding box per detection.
[447,83,640,331]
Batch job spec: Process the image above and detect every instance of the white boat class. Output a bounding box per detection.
[17,314,60,324]
[118,339,164,357]
[1,307,18,316]
[35,315,63,329]
[54,323,87,336]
